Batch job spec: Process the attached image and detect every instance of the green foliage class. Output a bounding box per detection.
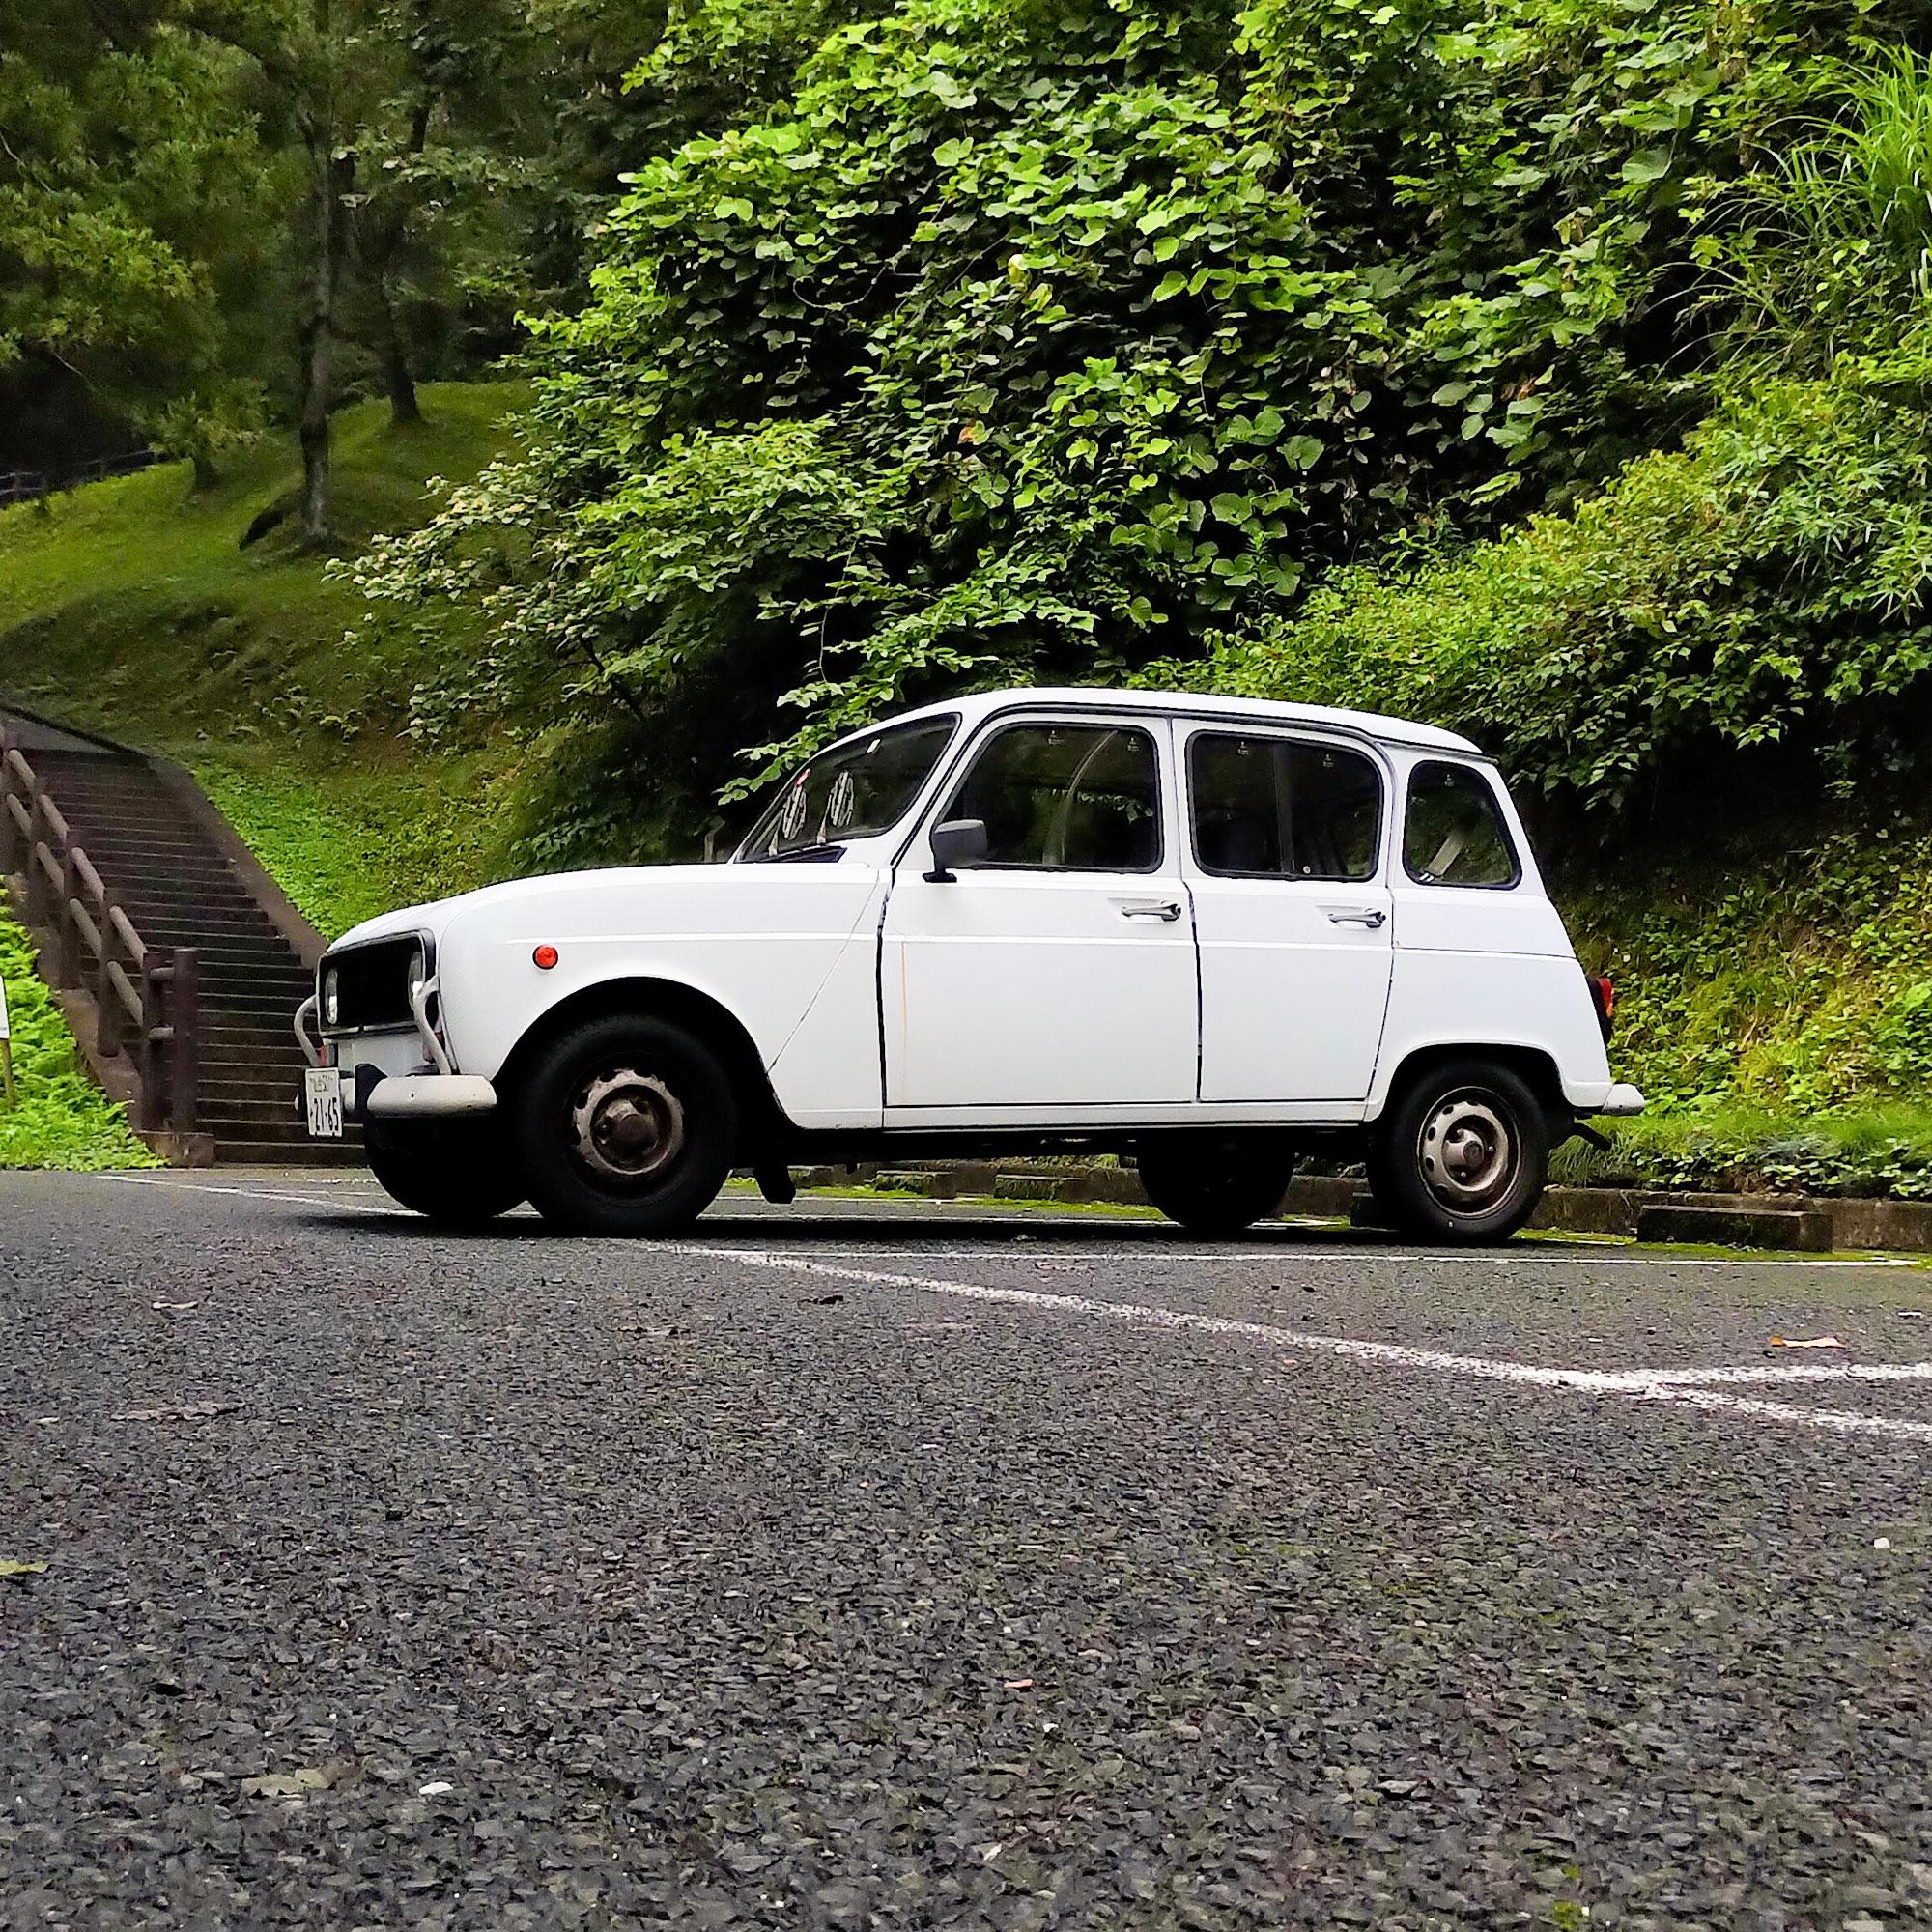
[350,0,1925,823]
[0,0,284,449]
[1157,340,1932,814]
[1568,831,1932,1114]
[1719,46,1932,368]
[0,907,156,1170]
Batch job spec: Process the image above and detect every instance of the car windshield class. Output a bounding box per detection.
[736,716,958,860]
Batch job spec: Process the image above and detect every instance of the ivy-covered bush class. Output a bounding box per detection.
[347,0,1922,851]
[1158,340,1932,815]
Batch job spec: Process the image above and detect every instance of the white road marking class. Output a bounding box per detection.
[82,1174,1932,1441]
[677,1243,1932,1444]
[694,1241,1922,1269]
[100,1173,388,1212]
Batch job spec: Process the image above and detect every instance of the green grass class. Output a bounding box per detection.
[189,745,523,940]
[1549,824,1932,1197]
[0,906,156,1170]
[0,381,527,738]
[0,383,534,1163]
[0,380,538,936]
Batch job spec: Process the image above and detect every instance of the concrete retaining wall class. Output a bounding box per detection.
[788,1160,1932,1252]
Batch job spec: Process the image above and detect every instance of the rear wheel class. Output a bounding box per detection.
[1136,1136,1295,1236]
[364,1119,526,1227]
[515,1014,738,1236]
[1371,1059,1548,1243]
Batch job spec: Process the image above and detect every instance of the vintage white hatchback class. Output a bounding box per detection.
[296,688,1642,1239]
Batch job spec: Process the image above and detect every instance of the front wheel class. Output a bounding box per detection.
[1136,1136,1295,1236]
[364,1119,526,1227]
[1371,1059,1548,1243]
[515,1014,738,1236]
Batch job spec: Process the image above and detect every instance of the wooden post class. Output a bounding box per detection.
[170,948,199,1134]
[97,900,123,1059]
[24,795,45,924]
[0,974,13,1109]
[57,847,79,988]
[137,959,164,1133]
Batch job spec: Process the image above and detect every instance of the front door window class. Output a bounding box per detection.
[947,723,1162,871]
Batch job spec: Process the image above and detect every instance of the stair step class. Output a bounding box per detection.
[211,1139,365,1166]
[9,729,366,1173]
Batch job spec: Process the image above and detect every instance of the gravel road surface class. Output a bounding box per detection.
[5,1170,1932,1930]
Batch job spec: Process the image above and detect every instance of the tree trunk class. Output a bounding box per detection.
[297,1,344,548]
[190,452,220,492]
[372,92,432,427]
[381,285,420,425]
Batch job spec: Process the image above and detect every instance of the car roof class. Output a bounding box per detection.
[878,687,1483,755]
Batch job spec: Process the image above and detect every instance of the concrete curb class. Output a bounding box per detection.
[787,1160,1932,1253]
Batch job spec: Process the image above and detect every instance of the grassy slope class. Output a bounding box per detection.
[0,382,534,936]
[5,380,1932,1193]
[1554,833,1932,1198]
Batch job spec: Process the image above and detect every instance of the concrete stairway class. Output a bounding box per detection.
[21,744,357,1165]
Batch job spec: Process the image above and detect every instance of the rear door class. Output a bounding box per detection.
[880,713,1199,1112]
[1181,724,1395,1104]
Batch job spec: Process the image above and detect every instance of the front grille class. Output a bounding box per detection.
[325,937,420,1032]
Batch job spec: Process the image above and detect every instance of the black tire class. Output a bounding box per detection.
[1136,1135,1295,1236]
[514,1014,738,1236]
[364,1119,526,1227]
[1371,1058,1548,1243]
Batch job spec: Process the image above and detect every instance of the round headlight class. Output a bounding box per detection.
[321,968,340,1027]
[407,947,429,1005]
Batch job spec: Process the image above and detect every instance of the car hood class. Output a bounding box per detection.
[326,859,872,954]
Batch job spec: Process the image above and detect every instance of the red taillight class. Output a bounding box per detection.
[1588,973,1615,1041]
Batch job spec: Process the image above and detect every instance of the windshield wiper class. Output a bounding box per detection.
[750,841,847,864]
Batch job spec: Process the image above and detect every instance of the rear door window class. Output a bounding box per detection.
[1188,733,1380,881]
[1403,761,1520,887]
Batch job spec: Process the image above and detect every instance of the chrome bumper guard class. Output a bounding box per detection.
[364,1074,497,1120]
[295,994,324,1069]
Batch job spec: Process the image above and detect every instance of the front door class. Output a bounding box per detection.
[881,716,1199,1112]
[1182,725,1395,1103]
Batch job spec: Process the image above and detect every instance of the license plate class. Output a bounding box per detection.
[304,1066,344,1139]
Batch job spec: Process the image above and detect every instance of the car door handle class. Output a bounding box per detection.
[1323,906,1386,927]
[1115,899,1184,923]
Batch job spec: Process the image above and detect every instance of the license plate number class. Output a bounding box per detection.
[305,1067,343,1139]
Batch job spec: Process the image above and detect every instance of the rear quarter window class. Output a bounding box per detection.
[1403,761,1520,888]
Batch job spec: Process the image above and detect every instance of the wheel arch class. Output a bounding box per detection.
[1370,1041,1569,1129]
[495,976,788,1149]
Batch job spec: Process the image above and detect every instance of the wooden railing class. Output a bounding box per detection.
[0,450,160,508]
[0,725,198,1138]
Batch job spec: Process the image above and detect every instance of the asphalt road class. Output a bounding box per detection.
[6,1171,1932,1931]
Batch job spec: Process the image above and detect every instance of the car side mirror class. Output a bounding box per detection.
[924,817,988,883]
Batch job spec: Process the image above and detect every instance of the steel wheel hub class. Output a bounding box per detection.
[569,1067,686,1185]
[1418,1092,1516,1213]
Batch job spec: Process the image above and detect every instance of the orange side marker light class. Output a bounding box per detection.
[533,944,559,970]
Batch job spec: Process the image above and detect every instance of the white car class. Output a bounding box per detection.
[296,688,1641,1240]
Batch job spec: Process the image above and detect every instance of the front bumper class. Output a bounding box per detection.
[1597,1082,1645,1116]
[365,1073,497,1119]
[299,1065,497,1122]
